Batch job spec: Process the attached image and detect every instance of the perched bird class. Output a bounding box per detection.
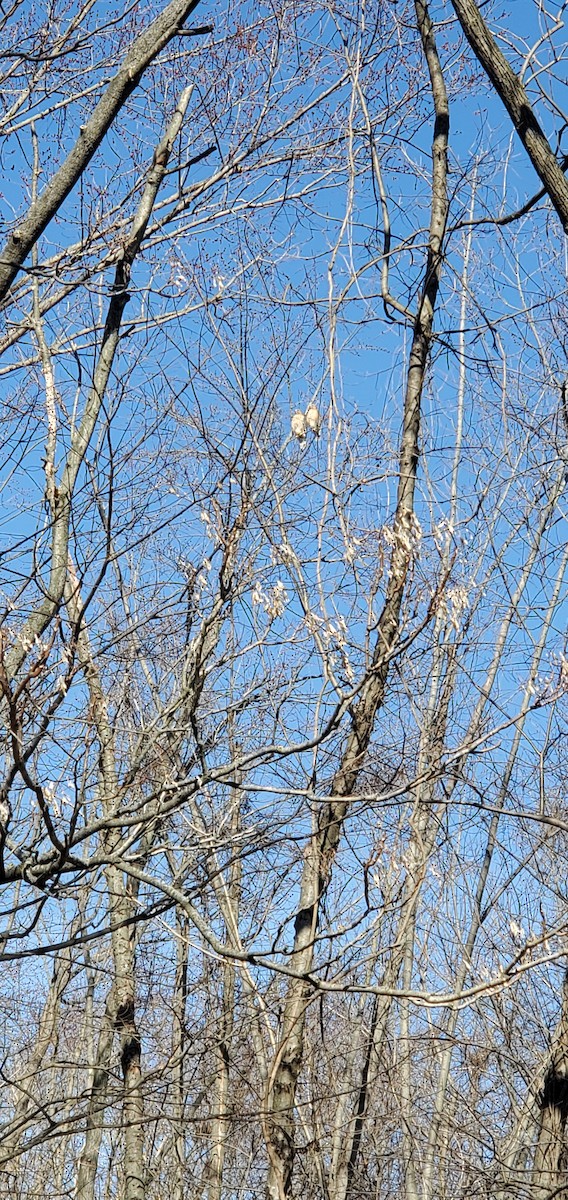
[291,411,307,440]
[305,402,321,436]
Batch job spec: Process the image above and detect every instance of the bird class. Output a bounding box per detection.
[291,411,307,440]
[305,403,321,436]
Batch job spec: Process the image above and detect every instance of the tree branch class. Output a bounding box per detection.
[451,0,568,231]
[0,0,203,301]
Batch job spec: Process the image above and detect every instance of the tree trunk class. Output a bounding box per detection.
[0,0,202,301]
[263,5,449,1195]
[74,993,116,1200]
[532,973,568,1200]
[207,778,241,1200]
[450,0,568,230]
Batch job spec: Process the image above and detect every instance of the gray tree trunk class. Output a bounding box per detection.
[263,5,449,1195]
[451,0,568,231]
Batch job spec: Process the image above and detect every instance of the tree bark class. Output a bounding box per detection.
[0,0,202,301]
[450,0,568,231]
[172,912,188,1200]
[263,5,449,1195]
[532,973,568,1200]
[64,559,144,1200]
[74,993,116,1200]
[5,85,193,686]
[207,769,242,1200]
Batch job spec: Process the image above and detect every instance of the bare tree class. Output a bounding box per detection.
[1,2,568,1199]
